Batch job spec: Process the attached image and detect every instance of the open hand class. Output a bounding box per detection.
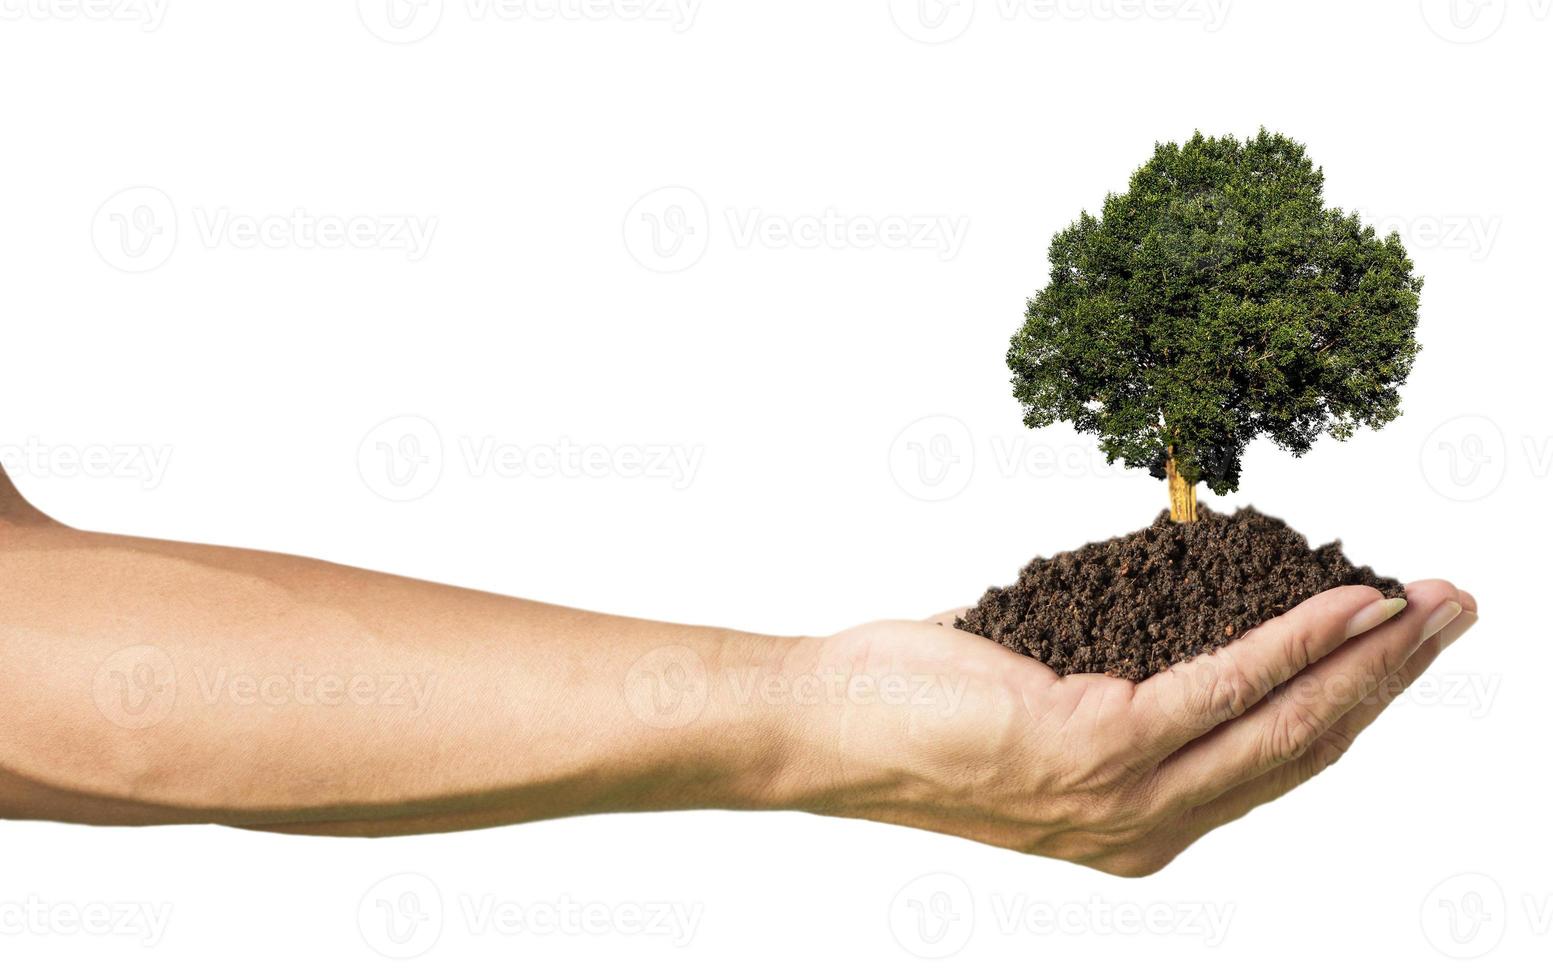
[786,582,1476,876]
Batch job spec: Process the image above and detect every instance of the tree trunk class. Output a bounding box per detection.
[1166,449,1198,523]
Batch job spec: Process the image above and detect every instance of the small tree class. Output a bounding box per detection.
[1009,130,1422,521]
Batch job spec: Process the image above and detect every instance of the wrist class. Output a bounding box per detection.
[705,629,830,811]
[696,628,908,816]
[623,628,833,813]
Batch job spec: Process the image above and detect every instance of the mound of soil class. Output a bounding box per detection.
[955,507,1405,681]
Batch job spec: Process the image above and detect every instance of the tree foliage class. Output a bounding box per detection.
[1009,129,1422,495]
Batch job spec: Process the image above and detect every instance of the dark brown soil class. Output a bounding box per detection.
[955,507,1405,681]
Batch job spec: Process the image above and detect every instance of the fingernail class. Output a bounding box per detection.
[1346,597,1408,639]
[1422,601,1465,641]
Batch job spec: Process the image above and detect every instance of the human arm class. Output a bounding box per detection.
[0,468,1476,873]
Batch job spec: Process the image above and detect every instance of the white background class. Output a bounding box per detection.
[2,0,1548,974]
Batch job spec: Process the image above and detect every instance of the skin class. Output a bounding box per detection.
[0,466,1477,875]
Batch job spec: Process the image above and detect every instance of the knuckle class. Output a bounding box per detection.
[1280,624,1321,674]
[1264,702,1327,766]
[1376,638,1415,681]
[1308,727,1356,774]
[1202,656,1258,723]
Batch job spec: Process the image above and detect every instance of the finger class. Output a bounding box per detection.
[1302,587,1477,750]
[1130,585,1403,757]
[1175,595,1477,838]
[924,607,971,627]
[1323,605,1477,746]
[1154,580,1463,809]
[1451,587,1479,617]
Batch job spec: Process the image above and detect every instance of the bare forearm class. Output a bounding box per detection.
[0,472,1479,873]
[0,522,806,833]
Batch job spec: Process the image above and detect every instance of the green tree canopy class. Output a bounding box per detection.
[1009,129,1422,495]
